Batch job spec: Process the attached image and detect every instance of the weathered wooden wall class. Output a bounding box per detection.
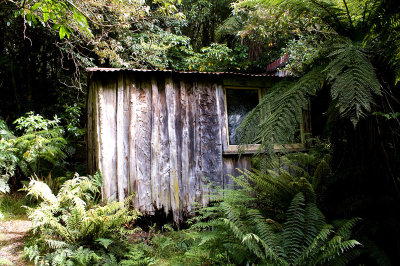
[87,71,258,222]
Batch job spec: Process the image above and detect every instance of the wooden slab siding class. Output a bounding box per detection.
[88,72,254,223]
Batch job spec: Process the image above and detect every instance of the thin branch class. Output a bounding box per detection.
[63,0,100,26]
[342,0,354,31]
[23,14,32,46]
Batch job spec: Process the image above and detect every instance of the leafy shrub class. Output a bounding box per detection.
[185,43,237,72]
[24,173,140,265]
[0,120,18,193]
[1,112,68,194]
[61,104,86,139]
[1,110,82,193]
[13,111,67,177]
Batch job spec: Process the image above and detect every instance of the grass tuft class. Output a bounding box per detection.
[0,192,36,220]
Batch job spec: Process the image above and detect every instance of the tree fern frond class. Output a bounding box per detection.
[242,233,286,264]
[238,67,324,152]
[334,218,361,240]
[217,15,243,37]
[325,39,381,126]
[237,0,351,34]
[247,209,285,258]
[294,225,333,264]
[220,201,248,239]
[316,238,361,264]
[282,192,306,263]
[26,179,57,204]
[46,239,69,249]
[302,203,326,247]
[69,246,102,265]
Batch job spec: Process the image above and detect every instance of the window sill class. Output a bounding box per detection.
[223,143,306,155]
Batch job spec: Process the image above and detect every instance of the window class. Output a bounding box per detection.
[225,87,261,146]
[224,86,307,154]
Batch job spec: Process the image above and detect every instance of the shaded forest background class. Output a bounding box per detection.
[1,0,400,264]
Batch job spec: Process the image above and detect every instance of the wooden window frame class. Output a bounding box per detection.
[223,86,307,155]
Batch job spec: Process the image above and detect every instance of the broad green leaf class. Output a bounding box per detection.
[59,25,68,39]
[31,2,42,11]
[52,23,61,30]
[43,12,49,22]
[42,5,49,22]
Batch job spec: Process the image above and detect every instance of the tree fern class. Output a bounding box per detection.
[364,0,400,84]
[233,0,392,153]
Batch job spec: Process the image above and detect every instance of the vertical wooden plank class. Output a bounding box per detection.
[97,80,105,199]
[157,78,171,214]
[116,73,130,201]
[98,76,118,201]
[127,75,138,204]
[223,155,252,188]
[135,76,154,213]
[197,80,224,205]
[88,76,101,175]
[116,73,124,201]
[215,84,227,189]
[222,156,235,189]
[179,78,197,213]
[186,79,197,212]
[93,78,101,175]
[216,85,229,156]
[122,74,130,198]
[193,79,203,205]
[180,80,190,212]
[150,76,161,209]
[165,75,180,222]
[175,78,183,217]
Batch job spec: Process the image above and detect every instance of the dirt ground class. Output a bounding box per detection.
[0,219,32,266]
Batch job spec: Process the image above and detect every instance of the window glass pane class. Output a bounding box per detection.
[226,88,259,145]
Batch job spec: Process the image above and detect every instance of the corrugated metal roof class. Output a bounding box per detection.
[86,67,278,77]
[266,54,289,72]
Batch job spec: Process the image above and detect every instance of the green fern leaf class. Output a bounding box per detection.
[325,39,381,126]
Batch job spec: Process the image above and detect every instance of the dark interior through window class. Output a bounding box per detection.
[226,88,259,145]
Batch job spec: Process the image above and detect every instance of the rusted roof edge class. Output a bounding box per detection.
[86,67,279,77]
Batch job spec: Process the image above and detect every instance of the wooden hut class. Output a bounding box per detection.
[87,68,305,222]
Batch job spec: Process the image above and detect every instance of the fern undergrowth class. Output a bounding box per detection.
[23,173,141,265]
[188,155,361,265]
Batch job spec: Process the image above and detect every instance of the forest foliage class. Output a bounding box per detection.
[1,0,400,265]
